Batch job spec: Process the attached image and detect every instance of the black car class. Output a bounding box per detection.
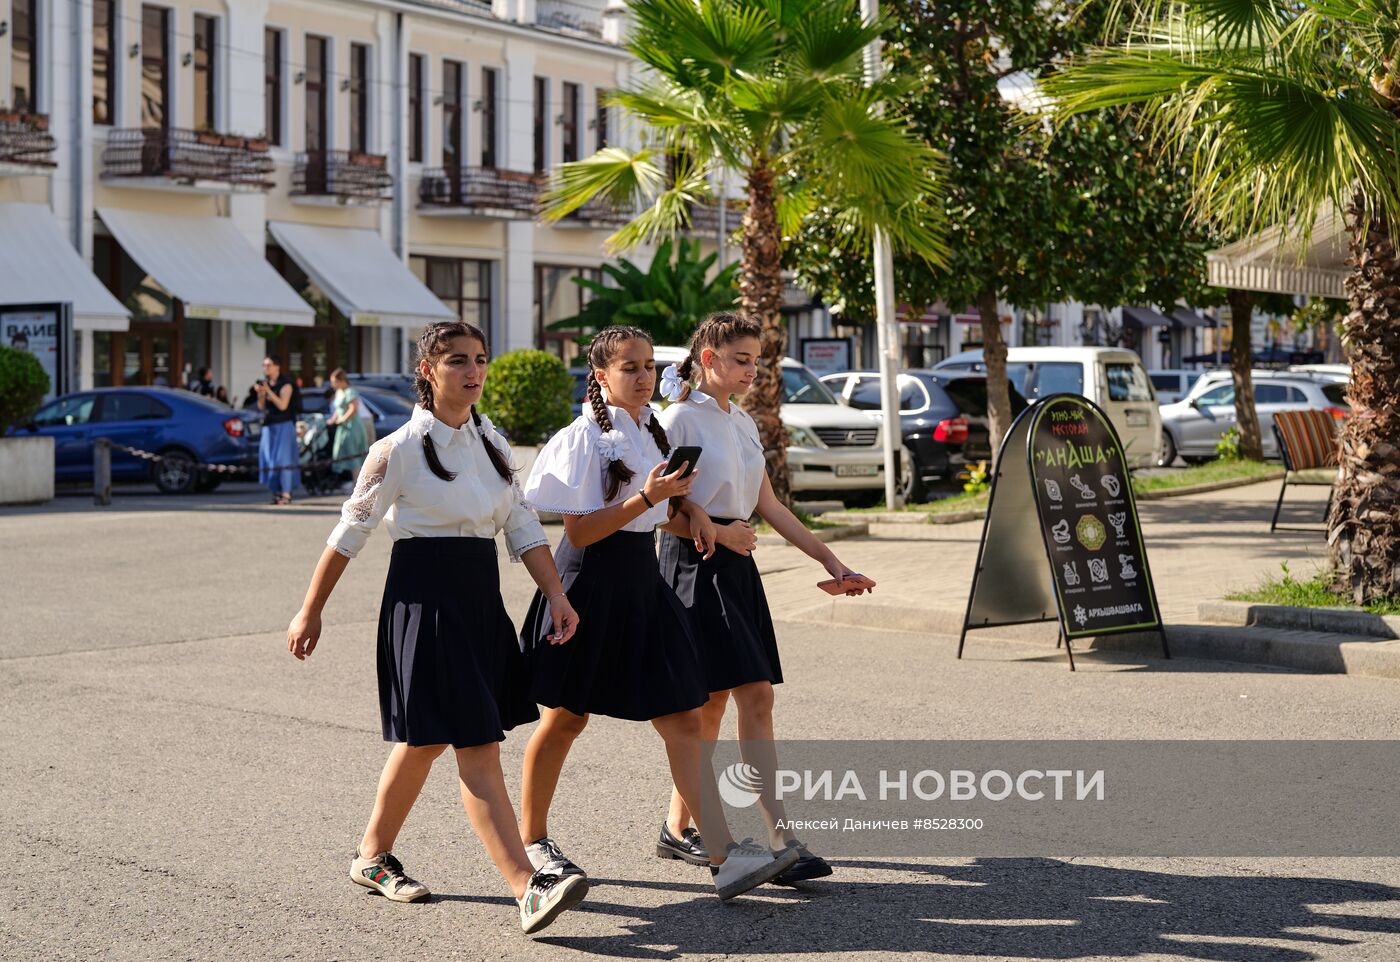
[821,370,1028,501]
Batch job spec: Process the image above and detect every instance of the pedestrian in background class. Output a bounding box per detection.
[188,366,216,397]
[255,354,300,506]
[327,368,369,480]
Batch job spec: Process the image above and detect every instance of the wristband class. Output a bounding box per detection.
[639,490,656,509]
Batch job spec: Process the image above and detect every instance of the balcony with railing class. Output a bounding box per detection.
[102,128,273,191]
[688,197,746,235]
[417,167,539,217]
[0,112,56,173]
[557,194,634,229]
[292,151,392,204]
[536,0,604,38]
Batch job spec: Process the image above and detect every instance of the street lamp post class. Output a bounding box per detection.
[860,0,904,509]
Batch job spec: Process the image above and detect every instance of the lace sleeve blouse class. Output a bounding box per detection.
[327,405,548,561]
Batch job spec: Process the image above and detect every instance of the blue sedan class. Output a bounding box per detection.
[14,387,261,494]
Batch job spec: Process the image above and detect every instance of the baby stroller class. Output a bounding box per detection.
[298,415,342,496]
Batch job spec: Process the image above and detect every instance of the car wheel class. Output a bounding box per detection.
[900,447,929,504]
[154,450,198,494]
[1158,430,1178,468]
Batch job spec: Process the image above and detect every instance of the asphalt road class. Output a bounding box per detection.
[4,491,1400,961]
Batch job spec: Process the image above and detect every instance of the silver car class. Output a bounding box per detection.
[1159,371,1348,464]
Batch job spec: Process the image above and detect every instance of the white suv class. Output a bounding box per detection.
[652,347,890,497]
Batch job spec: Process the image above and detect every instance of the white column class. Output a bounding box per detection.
[501,38,538,353]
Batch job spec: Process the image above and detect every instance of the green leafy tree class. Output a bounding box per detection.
[787,0,1224,456]
[0,345,50,436]
[480,350,574,444]
[552,237,739,348]
[1043,0,1400,601]
[538,0,946,502]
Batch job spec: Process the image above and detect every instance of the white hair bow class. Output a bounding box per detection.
[659,363,686,403]
[596,428,629,462]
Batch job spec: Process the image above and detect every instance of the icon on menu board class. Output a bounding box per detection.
[1119,554,1138,580]
[1051,519,1071,544]
[1088,558,1110,584]
[1101,474,1121,498]
[1108,512,1127,539]
[1070,474,1096,500]
[1063,562,1081,586]
[1045,479,1063,502]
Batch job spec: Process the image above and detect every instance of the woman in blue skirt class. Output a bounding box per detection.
[254,354,299,504]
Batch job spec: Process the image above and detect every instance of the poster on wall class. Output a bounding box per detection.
[1,303,70,403]
[800,337,853,376]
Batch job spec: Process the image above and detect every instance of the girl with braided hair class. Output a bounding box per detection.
[518,324,800,900]
[284,321,589,935]
[654,311,871,885]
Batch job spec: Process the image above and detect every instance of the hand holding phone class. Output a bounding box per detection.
[664,445,702,479]
[817,574,877,596]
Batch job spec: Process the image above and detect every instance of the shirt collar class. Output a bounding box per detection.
[411,405,477,447]
[689,389,737,414]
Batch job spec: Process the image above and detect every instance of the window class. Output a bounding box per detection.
[11,0,37,113]
[480,67,499,168]
[93,0,116,124]
[348,43,369,153]
[34,394,96,427]
[533,76,548,173]
[595,87,609,149]
[141,6,170,129]
[410,256,493,328]
[1036,362,1086,397]
[1285,386,1308,403]
[304,35,328,152]
[561,82,580,163]
[442,60,463,169]
[97,393,171,422]
[1197,384,1235,406]
[408,54,424,163]
[1323,383,1349,406]
[264,28,282,145]
[534,264,600,362]
[193,14,217,131]
[1254,384,1289,404]
[1105,362,1153,402]
[847,378,882,410]
[845,376,925,412]
[1150,373,1180,392]
[782,367,840,404]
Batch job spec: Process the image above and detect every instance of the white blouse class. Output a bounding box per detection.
[658,389,767,520]
[327,405,549,562]
[523,401,672,533]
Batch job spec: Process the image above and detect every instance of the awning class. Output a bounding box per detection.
[0,203,129,330]
[1205,203,1347,299]
[97,207,315,326]
[267,222,455,327]
[1170,307,1216,328]
[1122,306,1174,328]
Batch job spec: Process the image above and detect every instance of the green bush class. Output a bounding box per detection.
[1215,426,1241,461]
[0,345,50,436]
[481,349,574,444]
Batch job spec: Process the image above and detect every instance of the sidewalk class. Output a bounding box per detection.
[755,479,1334,652]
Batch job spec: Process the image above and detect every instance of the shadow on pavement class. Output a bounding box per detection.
[522,857,1400,960]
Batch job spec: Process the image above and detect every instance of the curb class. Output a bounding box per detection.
[1199,599,1400,640]
[820,471,1288,527]
[756,522,868,546]
[786,599,1400,679]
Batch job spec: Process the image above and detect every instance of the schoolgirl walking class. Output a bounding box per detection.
[284,321,589,935]
[516,324,799,900]
[656,312,872,884]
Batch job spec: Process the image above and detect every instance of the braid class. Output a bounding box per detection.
[644,412,671,456]
[587,369,634,501]
[472,407,515,482]
[676,355,696,402]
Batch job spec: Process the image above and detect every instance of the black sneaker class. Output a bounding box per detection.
[656,821,710,866]
[769,840,833,885]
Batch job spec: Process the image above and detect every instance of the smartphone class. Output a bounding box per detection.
[817,574,877,595]
[665,445,702,479]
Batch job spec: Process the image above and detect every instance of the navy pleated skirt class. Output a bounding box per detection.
[523,529,708,722]
[658,522,782,693]
[377,537,539,748]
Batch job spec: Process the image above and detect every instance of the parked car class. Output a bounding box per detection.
[1286,363,1350,383]
[344,372,418,402]
[567,367,590,418]
[14,387,261,494]
[1159,371,1349,464]
[934,346,1162,467]
[1148,369,1207,405]
[650,346,891,500]
[244,383,412,442]
[821,370,1028,501]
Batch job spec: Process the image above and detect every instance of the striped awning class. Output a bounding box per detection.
[1205,204,1348,300]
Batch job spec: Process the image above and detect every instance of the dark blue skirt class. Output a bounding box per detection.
[523,529,708,721]
[377,537,539,748]
[658,523,782,693]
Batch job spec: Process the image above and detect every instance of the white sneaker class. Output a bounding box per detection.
[349,850,431,903]
[525,836,586,877]
[709,838,801,900]
[519,864,589,935]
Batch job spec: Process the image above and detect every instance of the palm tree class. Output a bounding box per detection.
[539,0,945,502]
[1042,0,1400,603]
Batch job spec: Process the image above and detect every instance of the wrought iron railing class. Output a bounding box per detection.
[561,194,634,227]
[418,166,539,213]
[536,0,603,37]
[0,112,56,168]
[102,128,273,189]
[293,151,392,202]
[689,198,745,234]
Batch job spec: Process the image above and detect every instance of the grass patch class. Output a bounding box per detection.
[839,488,990,515]
[754,508,840,534]
[1227,564,1400,616]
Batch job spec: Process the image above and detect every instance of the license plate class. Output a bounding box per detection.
[835,464,880,477]
[1126,410,1149,427]
[247,422,262,438]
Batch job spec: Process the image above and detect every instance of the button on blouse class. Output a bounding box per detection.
[327,405,548,561]
[658,389,767,520]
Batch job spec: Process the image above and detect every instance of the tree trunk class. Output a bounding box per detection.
[737,163,790,504]
[1226,288,1263,461]
[977,287,1013,460]
[1329,201,1400,602]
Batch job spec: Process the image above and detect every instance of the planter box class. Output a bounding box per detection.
[0,436,54,505]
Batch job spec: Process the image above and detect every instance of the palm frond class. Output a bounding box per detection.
[604,162,714,253]
[801,90,943,205]
[538,147,667,222]
[786,1,882,81]
[628,0,777,88]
